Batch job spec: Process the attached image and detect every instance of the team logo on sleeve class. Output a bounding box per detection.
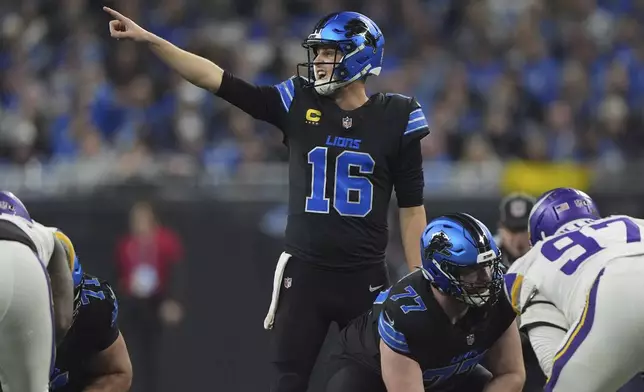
[283,277,292,288]
[466,333,475,345]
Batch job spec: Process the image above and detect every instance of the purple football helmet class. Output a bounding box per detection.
[528,187,600,245]
[0,191,31,221]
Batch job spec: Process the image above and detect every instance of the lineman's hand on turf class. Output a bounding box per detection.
[103,7,151,42]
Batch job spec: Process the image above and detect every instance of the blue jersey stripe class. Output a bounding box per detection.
[274,78,295,112]
[404,108,428,135]
[373,288,391,305]
[378,311,410,354]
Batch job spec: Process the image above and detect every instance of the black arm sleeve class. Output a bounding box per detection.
[215,71,288,129]
[78,281,120,353]
[392,97,430,208]
[91,286,120,352]
[393,139,425,208]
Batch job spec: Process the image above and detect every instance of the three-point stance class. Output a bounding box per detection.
[508,187,644,391]
[326,213,524,392]
[50,232,132,392]
[0,191,74,392]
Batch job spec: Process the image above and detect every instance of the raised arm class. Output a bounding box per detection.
[104,6,223,92]
[103,7,290,127]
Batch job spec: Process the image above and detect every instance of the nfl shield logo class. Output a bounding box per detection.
[342,116,352,129]
[466,334,475,345]
[283,277,292,289]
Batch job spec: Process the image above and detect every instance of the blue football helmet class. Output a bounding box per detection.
[0,191,31,221]
[528,187,600,246]
[72,255,83,289]
[298,11,385,95]
[421,213,504,307]
[71,254,84,320]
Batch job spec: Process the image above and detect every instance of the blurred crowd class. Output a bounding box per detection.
[1,0,644,175]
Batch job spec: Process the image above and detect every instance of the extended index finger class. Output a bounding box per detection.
[103,6,128,21]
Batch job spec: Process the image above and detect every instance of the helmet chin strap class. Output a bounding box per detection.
[314,78,349,95]
[313,63,373,96]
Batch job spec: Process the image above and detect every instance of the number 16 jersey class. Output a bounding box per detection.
[216,74,430,267]
[507,215,644,326]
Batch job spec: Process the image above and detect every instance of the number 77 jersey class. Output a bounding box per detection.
[506,215,644,325]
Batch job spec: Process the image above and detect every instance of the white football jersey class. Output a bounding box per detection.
[0,214,56,267]
[507,215,644,325]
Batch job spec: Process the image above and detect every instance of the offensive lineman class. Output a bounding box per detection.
[104,8,429,391]
[506,187,644,391]
[0,191,74,391]
[325,213,524,392]
[50,232,132,392]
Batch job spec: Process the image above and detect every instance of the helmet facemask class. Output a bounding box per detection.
[425,244,504,308]
[298,41,353,96]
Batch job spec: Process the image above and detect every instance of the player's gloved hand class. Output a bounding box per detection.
[103,7,151,42]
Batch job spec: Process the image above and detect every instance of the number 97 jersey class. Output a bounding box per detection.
[506,215,644,325]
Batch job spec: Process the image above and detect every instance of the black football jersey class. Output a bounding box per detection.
[217,74,430,267]
[338,270,516,390]
[50,273,120,392]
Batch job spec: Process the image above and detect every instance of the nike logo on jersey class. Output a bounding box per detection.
[369,284,384,292]
[384,310,395,327]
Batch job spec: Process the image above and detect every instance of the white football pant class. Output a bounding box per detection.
[546,255,644,392]
[0,240,54,392]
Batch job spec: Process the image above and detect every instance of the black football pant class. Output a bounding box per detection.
[268,255,389,392]
[325,354,492,392]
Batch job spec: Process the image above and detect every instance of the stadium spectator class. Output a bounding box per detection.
[115,200,184,392]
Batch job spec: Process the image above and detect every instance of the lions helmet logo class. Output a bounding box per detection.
[344,18,379,51]
[425,231,453,259]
